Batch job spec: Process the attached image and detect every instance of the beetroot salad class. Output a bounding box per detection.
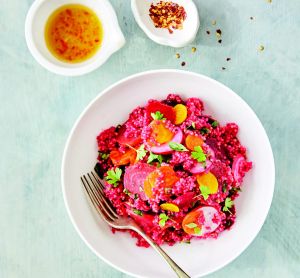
[95,94,252,247]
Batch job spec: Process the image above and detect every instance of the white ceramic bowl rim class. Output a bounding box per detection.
[61,69,275,277]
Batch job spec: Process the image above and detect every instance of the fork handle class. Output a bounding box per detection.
[133,227,190,278]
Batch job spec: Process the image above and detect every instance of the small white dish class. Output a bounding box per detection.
[25,0,125,76]
[131,0,200,47]
[62,70,275,278]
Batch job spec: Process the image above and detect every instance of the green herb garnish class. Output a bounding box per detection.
[133,209,143,216]
[147,152,163,165]
[211,121,219,128]
[223,197,233,212]
[191,146,206,162]
[159,213,169,227]
[99,152,110,160]
[151,111,166,120]
[194,226,202,235]
[105,168,122,187]
[123,188,130,195]
[200,127,210,135]
[169,142,188,152]
[136,144,147,161]
[200,185,210,200]
[185,222,198,228]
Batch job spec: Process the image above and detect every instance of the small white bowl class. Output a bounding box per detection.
[25,0,125,76]
[131,0,200,47]
[62,70,275,278]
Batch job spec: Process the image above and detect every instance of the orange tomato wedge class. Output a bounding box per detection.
[144,166,179,199]
[110,148,136,166]
[150,121,174,144]
[196,172,219,194]
[185,134,204,151]
[173,104,187,125]
[160,203,180,212]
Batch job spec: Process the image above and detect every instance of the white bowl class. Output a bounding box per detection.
[25,0,125,76]
[61,70,275,277]
[131,0,200,47]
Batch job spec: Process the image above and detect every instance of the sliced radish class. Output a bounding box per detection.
[182,206,221,236]
[232,154,252,184]
[199,206,221,235]
[190,160,212,174]
[190,145,215,174]
[150,128,183,154]
[124,163,155,200]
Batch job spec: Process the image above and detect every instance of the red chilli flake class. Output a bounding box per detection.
[149,1,187,34]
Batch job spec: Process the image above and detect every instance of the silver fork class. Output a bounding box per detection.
[81,171,190,278]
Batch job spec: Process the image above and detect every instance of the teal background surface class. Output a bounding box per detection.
[0,0,299,277]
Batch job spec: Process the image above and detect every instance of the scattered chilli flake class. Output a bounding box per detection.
[149,1,187,34]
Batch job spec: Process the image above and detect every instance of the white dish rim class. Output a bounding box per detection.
[61,69,275,277]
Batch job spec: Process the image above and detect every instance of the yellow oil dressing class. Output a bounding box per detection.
[45,4,103,63]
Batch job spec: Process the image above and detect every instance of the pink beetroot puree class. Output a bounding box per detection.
[95,94,252,247]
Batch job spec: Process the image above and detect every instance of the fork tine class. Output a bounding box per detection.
[87,174,119,219]
[91,171,105,190]
[85,174,117,221]
[81,177,112,224]
[89,173,119,218]
[81,176,115,222]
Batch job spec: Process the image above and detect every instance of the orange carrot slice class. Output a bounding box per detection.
[144,166,179,199]
[159,166,179,186]
[144,171,159,199]
[160,203,180,212]
[174,104,187,125]
[196,172,219,194]
[150,121,174,144]
[185,134,204,151]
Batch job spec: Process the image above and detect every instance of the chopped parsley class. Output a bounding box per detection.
[185,222,198,228]
[169,142,188,152]
[191,146,206,162]
[211,121,219,128]
[223,197,233,213]
[105,168,122,187]
[159,213,169,227]
[123,188,130,195]
[136,144,147,161]
[99,152,110,160]
[147,152,163,165]
[200,185,210,200]
[151,111,166,120]
[133,209,143,216]
[200,127,210,135]
[194,226,202,235]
